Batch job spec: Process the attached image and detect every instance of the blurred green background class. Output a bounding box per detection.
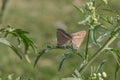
[0,0,120,80]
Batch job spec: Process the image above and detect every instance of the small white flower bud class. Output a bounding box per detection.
[93,73,97,77]
[98,73,102,77]
[94,18,98,24]
[99,77,103,80]
[102,0,108,4]
[102,72,107,78]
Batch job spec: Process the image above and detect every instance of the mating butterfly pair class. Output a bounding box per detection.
[57,28,86,49]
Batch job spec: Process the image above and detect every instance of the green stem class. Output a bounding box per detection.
[85,29,90,59]
[0,0,8,23]
[80,28,119,75]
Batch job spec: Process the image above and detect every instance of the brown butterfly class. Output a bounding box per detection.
[57,28,86,49]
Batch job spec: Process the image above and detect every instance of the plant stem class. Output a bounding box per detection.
[85,29,90,59]
[80,28,119,75]
[0,0,8,23]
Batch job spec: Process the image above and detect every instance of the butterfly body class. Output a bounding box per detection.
[57,28,86,50]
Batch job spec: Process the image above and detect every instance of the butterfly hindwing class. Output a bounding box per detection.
[57,28,86,49]
[57,28,72,45]
[71,31,86,49]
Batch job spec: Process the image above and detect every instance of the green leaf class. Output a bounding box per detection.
[14,29,29,34]
[78,60,87,73]
[34,45,56,67]
[97,31,111,42]
[0,38,22,59]
[101,16,114,24]
[102,9,117,13]
[115,63,120,80]
[73,69,81,78]
[34,49,47,67]
[78,16,90,24]
[110,48,120,66]
[101,0,108,4]
[62,77,83,80]
[109,48,120,80]
[73,5,84,14]
[91,28,97,44]
[1,25,37,54]
[58,53,70,71]
[12,29,37,54]
[96,60,106,73]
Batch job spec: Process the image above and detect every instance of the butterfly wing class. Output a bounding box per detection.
[71,31,86,49]
[57,28,72,45]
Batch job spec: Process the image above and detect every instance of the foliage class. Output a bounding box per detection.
[34,0,120,80]
[0,74,33,80]
[0,25,37,62]
[0,0,120,80]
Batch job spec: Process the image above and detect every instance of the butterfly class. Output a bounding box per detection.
[57,28,86,49]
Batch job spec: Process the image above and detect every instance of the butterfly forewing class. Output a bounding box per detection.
[57,28,86,49]
[71,31,86,49]
[57,28,72,45]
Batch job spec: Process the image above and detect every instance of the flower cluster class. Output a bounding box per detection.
[86,1,98,24]
[89,72,107,80]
